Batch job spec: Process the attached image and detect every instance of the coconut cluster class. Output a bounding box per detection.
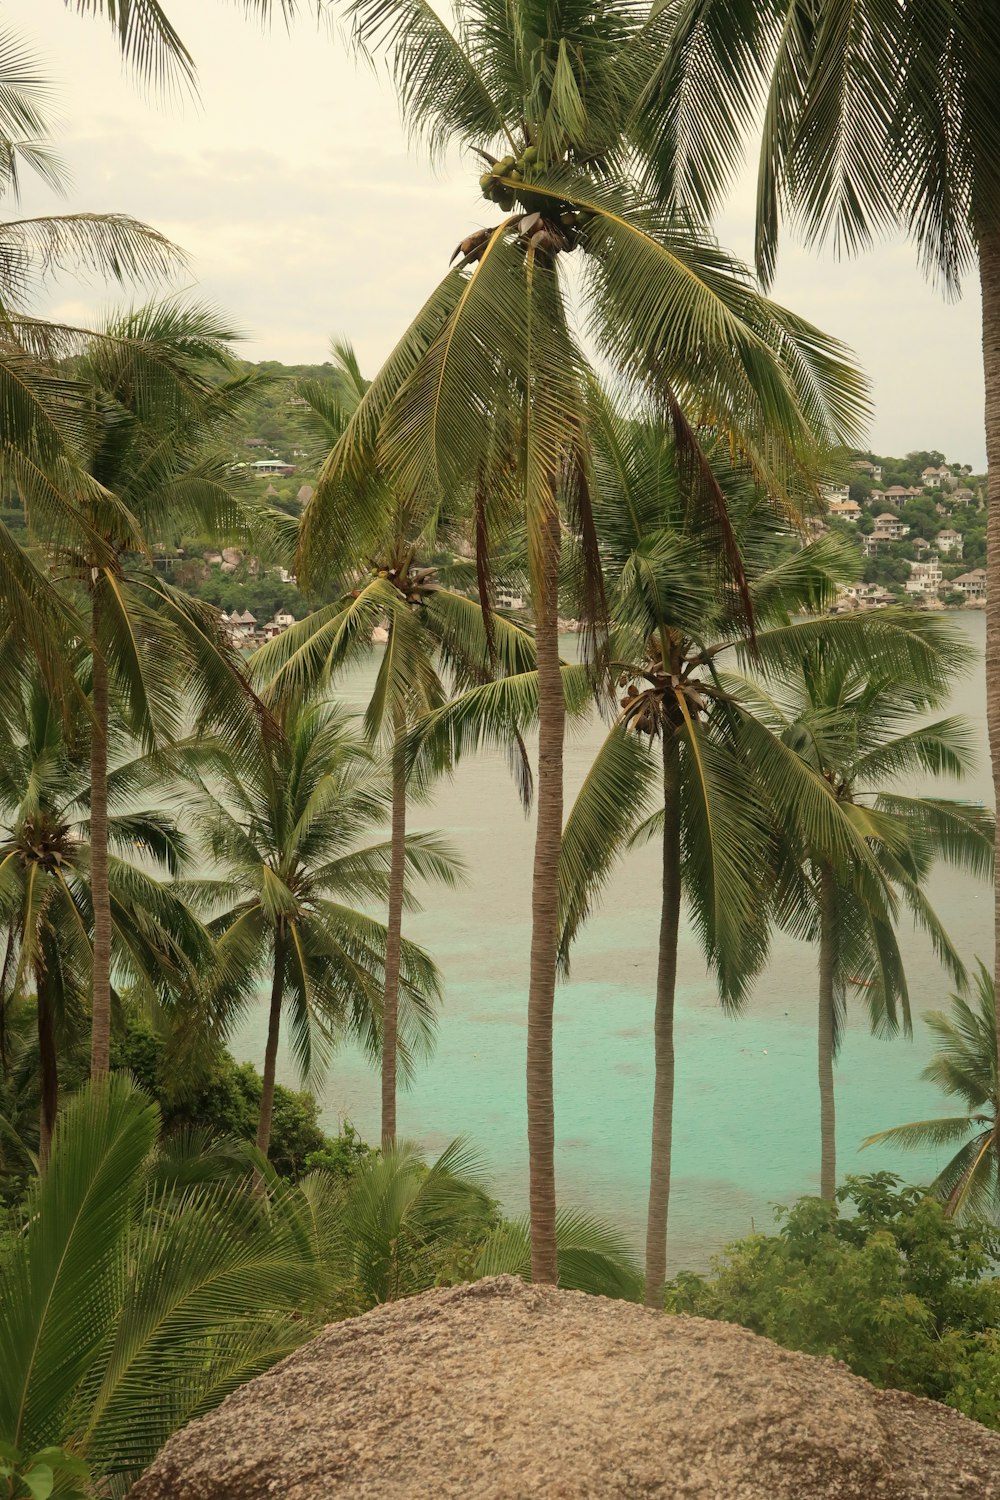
[479,146,592,249]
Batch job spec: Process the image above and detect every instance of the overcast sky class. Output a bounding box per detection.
[6,0,988,467]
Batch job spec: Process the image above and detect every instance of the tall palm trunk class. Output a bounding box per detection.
[381,704,407,1146]
[817,861,837,1200]
[527,505,564,1285]
[256,925,285,1158]
[644,732,681,1308]
[89,583,112,1077]
[36,970,57,1174]
[979,227,1000,1154]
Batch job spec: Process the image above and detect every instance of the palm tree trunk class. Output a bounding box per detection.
[818,861,837,1200]
[89,583,112,1078]
[527,505,564,1285]
[381,706,407,1147]
[256,926,285,1158]
[37,972,57,1174]
[0,930,14,1077]
[644,732,681,1308]
[978,227,1000,1153]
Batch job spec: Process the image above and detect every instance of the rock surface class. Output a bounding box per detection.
[129,1276,1000,1499]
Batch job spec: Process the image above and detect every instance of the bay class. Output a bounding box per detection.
[231,611,993,1269]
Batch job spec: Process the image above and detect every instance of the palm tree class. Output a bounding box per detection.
[71,1,320,93]
[736,640,993,1201]
[175,696,456,1161]
[646,0,1000,1163]
[292,1135,643,1314]
[256,344,538,1145]
[0,28,185,684]
[299,0,870,1282]
[0,668,217,1170]
[35,299,269,1080]
[555,400,978,1302]
[0,1074,319,1499]
[863,963,999,1221]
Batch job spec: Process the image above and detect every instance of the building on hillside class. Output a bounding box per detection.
[873,513,911,541]
[921,465,953,488]
[936,529,963,557]
[952,488,978,507]
[250,459,296,477]
[245,437,267,449]
[882,485,910,504]
[869,488,887,505]
[821,482,851,503]
[852,460,883,479]
[827,497,861,523]
[904,559,943,597]
[912,537,931,555]
[220,609,259,646]
[953,568,987,600]
[496,586,527,611]
[262,609,297,641]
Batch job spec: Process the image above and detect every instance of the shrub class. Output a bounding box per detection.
[110,1024,360,1181]
[665,1174,1000,1429]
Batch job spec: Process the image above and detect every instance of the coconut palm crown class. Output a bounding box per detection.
[174,696,459,1159]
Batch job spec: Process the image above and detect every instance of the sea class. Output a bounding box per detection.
[231,611,993,1270]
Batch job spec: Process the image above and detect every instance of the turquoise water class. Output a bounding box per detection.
[232,612,993,1269]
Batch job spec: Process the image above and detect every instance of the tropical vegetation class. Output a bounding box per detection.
[864,965,999,1221]
[0,0,997,1488]
[666,1174,1000,1432]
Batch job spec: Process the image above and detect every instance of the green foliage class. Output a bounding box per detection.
[665,1175,1000,1430]
[0,1076,318,1497]
[110,1023,356,1183]
[863,965,999,1220]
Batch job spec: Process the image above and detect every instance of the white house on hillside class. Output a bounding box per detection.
[953,568,987,599]
[827,498,861,523]
[936,529,963,557]
[873,513,911,541]
[904,560,943,597]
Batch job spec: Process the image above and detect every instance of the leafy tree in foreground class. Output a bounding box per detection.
[0,1075,318,1498]
[648,0,1000,1175]
[665,1174,1000,1431]
[175,696,456,1160]
[864,964,999,1221]
[301,0,869,1282]
[256,342,537,1144]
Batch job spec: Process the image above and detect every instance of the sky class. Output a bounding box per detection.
[5,0,989,468]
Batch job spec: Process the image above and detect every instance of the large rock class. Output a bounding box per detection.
[129,1276,999,1499]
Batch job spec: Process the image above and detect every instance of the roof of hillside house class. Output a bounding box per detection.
[128,1278,1000,1500]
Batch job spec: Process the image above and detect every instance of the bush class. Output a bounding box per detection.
[665,1174,1000,1429]
[110,1024,364,1182]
